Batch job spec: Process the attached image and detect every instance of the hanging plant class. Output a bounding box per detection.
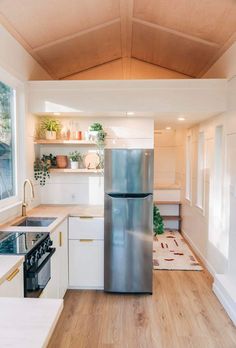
[96,129,107,146]
[34,156,52,186]
[153,204,164,236]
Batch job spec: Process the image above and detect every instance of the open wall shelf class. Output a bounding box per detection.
[49,168,103,174]
[34,139,96,146]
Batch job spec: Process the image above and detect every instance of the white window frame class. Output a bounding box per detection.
[185,133,192,202]
[196,131,205,211]
[0,66,25,212]
[213,125,224,220]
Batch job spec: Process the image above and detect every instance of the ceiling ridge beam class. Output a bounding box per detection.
[33,18,121,52]
[132,18,220,48]
[119,0,133,58]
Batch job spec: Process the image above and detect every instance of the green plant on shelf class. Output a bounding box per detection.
[34,157,51,186]
[40,118,61,132]
[68,151,83,162]
[34,153,56,186]
[153,204,164,236]
[89,123,103,131]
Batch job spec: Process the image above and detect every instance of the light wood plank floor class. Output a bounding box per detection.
[48,270,236,348]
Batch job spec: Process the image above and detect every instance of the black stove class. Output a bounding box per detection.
[0,231,55,298]
[0,231,47,255]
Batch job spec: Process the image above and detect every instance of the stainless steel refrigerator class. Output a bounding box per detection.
[104,149,154,294]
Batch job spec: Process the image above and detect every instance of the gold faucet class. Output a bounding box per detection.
[22,179,35,216]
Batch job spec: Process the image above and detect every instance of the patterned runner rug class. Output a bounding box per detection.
[153,230,203,271]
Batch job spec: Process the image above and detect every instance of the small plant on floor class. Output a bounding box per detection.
[153,204,164,236]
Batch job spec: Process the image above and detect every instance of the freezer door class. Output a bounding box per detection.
[104,193,153,293]
[104,149,153,194]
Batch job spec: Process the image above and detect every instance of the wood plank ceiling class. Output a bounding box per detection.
[0,0,235,79]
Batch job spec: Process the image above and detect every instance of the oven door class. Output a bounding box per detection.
[25,248,55,298]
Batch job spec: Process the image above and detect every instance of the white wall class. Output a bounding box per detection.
[28,79,227,114]
[0,24,51,81]
[181,41,236,276]
[203,42,236,79]
[181,113,230,274]
[0,24,51,223]
[32,117,154,205]
[154,128,186,187]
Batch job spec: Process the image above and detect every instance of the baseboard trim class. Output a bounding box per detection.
[68,286,104,290]
[213,282,236,326]
[181,229,215,276]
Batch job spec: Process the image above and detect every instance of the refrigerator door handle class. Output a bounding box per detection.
[106,193,152,199]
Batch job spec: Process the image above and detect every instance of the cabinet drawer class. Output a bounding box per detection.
[69,239,104,289]
[0,266,24,298]
[69,217,104,240]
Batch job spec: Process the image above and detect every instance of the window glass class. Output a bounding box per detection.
[185,135,192,201]
[196,132,205,209]
[0,81,15,201]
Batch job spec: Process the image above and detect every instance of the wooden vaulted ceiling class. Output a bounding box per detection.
[0,0,235,79]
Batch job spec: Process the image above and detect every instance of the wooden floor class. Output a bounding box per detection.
[48,269,236,348]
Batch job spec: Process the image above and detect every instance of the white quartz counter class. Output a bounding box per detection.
[0,255,24,286]
[0,297,63,348]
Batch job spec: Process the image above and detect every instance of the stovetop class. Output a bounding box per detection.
[0,231,48,255]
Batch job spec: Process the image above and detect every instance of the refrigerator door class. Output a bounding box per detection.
[104,193,153,293]
[104,149,153,194]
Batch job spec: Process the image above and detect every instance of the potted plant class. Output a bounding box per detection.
[34,157,51,186]
[88,122,107,145]
[88,123,103,141]
[68,151,82,169]
[40,118,61,140]
[153,204,164,236]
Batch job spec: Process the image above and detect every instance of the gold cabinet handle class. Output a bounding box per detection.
[79,216,94,219]
[79,239,94,242]
[7,268,20,281]
[59,231,62,247]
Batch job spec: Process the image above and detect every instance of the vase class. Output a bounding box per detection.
[70,161,79,169]
[45,131,56,140]
[56,155,68,168]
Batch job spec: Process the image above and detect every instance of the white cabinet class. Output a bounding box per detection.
[69,217,104,289]
[0,265,24,298]
[40,219,68,299]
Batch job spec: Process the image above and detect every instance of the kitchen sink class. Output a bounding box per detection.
[13,217,56,227]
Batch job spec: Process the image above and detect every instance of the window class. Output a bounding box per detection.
[0,81,16,201]
[185,134,192,201]
[196,132,205,209]
[214,125,223,218]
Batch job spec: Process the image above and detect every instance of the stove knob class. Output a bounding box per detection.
[35,251,40,260]
[39,246,44,256]
[28,255,35,266]
[43,242,48,252]
[48,240,53,247]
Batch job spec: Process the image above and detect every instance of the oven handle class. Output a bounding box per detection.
[27,248,56,275]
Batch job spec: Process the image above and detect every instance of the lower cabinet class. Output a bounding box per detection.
[69,217,104,289]
[40,219,68,299]
[69,239,104,289]
[0,265,24,297]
